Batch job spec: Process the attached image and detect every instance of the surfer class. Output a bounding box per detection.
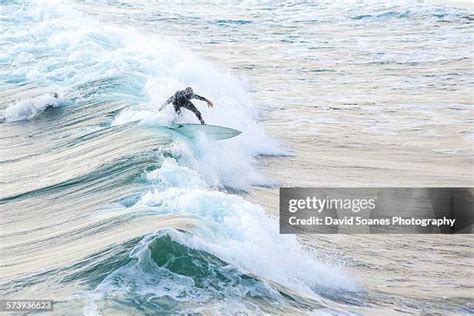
[159,87,214,125]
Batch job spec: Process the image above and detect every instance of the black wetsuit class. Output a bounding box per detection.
[162,89,208,124]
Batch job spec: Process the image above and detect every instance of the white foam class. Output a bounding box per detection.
[146,158,207,190]
[3,93,63,122]
[135,160,358,296]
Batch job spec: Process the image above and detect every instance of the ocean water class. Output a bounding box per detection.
[1,0,473,315]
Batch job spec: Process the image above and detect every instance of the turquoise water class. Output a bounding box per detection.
[1,1,473,314]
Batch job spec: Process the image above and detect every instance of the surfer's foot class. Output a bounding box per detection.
[200,120,205,125]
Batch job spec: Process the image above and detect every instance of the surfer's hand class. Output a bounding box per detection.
[207,100,214,108]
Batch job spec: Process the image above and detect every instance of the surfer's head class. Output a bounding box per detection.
[184,87,193,96]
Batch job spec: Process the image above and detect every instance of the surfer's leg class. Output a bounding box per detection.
[173,103,182,115]
[182,101,205,125]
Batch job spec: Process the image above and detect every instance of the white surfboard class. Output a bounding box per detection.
[170,123,241,140]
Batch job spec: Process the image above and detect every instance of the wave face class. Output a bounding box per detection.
[0,1,358,314]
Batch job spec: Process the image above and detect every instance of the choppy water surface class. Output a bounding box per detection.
[1,1,473,314]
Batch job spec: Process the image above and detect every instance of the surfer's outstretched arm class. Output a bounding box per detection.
[191,94,214,108]
[159,96,173,111]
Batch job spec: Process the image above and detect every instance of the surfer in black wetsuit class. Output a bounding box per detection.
[159,87,214,125]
